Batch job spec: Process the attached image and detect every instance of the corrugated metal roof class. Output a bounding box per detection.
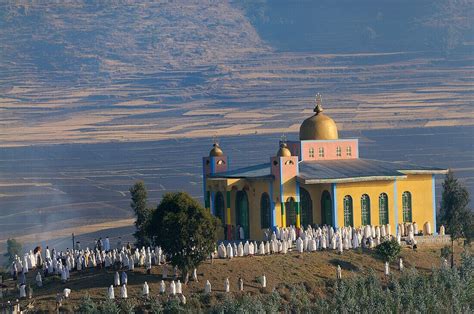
[210,163,273,179]
[210,158,446,183]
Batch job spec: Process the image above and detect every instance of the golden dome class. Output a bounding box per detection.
[277,142,292,157]
[210,143,224,157]
[299,93,338,141]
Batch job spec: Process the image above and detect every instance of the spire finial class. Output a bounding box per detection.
[280,134,287,145]
[212,136,219,147]
[314,93,323,114]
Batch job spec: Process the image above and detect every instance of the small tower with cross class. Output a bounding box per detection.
[202,138,228,214]
[270,135,300,229]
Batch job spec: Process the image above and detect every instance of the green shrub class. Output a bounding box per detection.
[76,294,98,314]
[440,245,452,259]
[163,299,184,314]
[376,238,401,262]
[119,298,136,314]
[99,299,120,314]
[148,297,164,314]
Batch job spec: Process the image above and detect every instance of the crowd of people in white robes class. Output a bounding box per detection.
[217,222,442,259]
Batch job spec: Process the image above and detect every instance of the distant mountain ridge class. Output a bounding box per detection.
[0,1,472,147]
[235,0,473,55]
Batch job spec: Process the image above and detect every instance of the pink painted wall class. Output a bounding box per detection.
[204,156,228,175]
[300,139,358,161]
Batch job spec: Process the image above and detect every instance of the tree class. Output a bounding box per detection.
[4,238,22,267]
[376,238,401,262]
[130,181,154,247]
[439,170,473,267]
[149,192,219,283]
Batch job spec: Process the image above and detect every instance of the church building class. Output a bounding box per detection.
[202,94,447,240]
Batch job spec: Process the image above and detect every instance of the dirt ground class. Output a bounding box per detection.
[0,241,468,312]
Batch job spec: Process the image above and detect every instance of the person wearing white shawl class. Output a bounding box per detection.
[281,240,288,254]
[399,258,404,271]
[321,234,327,250]
[205,280,212,294]
[386,224,391,237]
[343,234,349,250]
[176,280,183,294]
[192,268,198,282]
[258,242,265,255]
[303,237,309,252]
[121,271,127,285]
[423,221,431,235]
[23,255,29,274]
[159,280,166,294]
[408,228,415,245]
[352,230,359,249]
[265,241,270,255]
[396,231,401,245]
[169,280,176,295]
[129,257,135,271]
[142,281,149,297]
[243,241,250,256]
[384,261,390,276]
[226,243,233,259]
[237,242,244,257]
[337,236,343,254]
[296,237,304,253]
[400,223,405,237]
[224,278,230,292]
[331,234,337,250]
[309,239,317,252]
[238,277,244,291]
[248,242,255,255]
[19,284,27,298]
[336,265,342,280]
[107,285,115,299]
[440,225,445,236]
[114,271,120,286]
[120,284,128,298]
[162,266,168,279]
[36,272,42,287]
[218,243,226,259]
[261,274,266,288]
[63,288,71,298]
[368,237,374,249]
[381,225,386,238]
[61,268,67,283]
[45,247,51,260]
[375,226,381,239]
[290,228,296,241]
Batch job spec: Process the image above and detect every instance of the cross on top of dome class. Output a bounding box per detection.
[314,93,323,114]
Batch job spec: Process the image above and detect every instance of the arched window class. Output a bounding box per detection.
[285,197,297,227]
[214,192,225,225]
[309,147,315,158]
[321,190,332,226]
[260,193,271,229]
[379,193,389,225]
[300,187,313,227]
[402,191,412,222]
[361,194,371,226]
[343,195,353,227]
[236,191,250,239]
[336,146,342,157]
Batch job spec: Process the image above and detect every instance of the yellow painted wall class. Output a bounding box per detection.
[247,180,271,239]
[336,180,395,233]
[397,174,434,233]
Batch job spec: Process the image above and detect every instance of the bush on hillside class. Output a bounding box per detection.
[376,238,401,262]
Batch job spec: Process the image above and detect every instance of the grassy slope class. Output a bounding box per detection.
[1,241,467,312]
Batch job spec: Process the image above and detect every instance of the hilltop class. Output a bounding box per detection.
[1,241,469,312]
